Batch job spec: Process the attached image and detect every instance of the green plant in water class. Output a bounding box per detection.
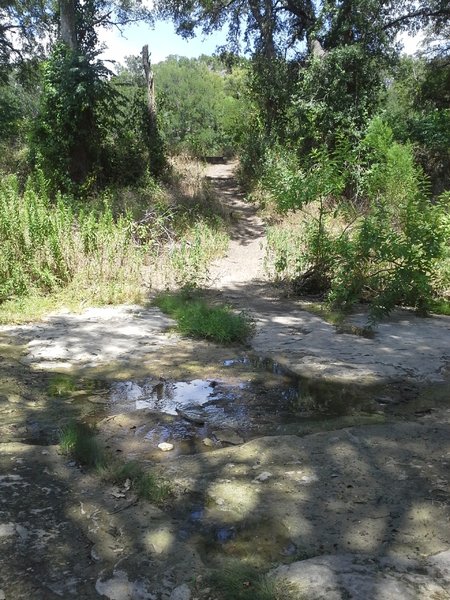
[154,290,253,344]
[48,374,76,397]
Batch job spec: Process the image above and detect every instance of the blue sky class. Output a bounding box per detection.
[99,18,423,69]
[99,20,229,67]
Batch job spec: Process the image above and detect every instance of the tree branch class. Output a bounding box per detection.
[383,8,450,31]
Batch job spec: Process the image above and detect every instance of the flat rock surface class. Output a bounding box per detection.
[0,305,178,370]
[270,552,450,599]
[0,443,202,599]
[158,414,450,563]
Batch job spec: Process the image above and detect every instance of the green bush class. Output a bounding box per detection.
[262,119,450,320]
[155,291,253,344]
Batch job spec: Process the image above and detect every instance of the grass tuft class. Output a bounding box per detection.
[59,421,106,469]
[60,423,172,504]
[100,460,172,504]
[154,291,253,344]
[209,559,297,600]
[430,299,450,316]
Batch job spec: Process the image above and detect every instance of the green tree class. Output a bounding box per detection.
[30,1,156,189]
[153,55,246,157]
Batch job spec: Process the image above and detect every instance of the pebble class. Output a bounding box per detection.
[158,442,174,452]
[202,438,214,447]
[253,471,273,482]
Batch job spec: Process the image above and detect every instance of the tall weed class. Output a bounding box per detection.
[169,219,228,286]
[0,173,146,306]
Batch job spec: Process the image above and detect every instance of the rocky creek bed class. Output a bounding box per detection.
[0,302,450,599]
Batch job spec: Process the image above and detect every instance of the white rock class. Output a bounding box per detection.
[0,522,15,537]
[158,442,174,452]
[253,471,273,483]
[95,570,133,600]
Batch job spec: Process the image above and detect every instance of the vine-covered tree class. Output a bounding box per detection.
[30,0,155,189]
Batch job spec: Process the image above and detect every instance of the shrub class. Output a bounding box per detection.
[262,119,450,320]
[154,291,253,344]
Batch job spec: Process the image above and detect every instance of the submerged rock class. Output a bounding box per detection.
[169,583,191,600]
[212,429,243,445]
[176,407,207,425]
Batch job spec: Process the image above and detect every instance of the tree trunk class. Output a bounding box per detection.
[60,0,77,50]
[142,44,156,127]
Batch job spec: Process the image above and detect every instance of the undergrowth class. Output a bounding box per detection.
[0,157,230,322]
[261,120,450,321]
[154,290,253,344]
[0,172,146,309]
[210,559,298,600]
[59,422,171,504]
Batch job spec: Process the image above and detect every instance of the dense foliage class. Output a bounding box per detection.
[154,55,246,157]
[0,0,448,320]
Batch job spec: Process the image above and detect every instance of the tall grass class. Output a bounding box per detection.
[0,157,231,320]
[0,172,146,308]
[169,219,229,286]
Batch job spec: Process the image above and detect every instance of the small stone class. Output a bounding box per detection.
[202,438,214,447]
[7,394,22,403]
[253,471,273,483]
[0,589,5,600]
[300,474,319,484]
[169,584,191,600]
[158,442,174,452]
[212,430,243,445]
[0,523,15,537]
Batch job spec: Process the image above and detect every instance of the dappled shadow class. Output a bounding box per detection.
[206,163,265,245]
[1,285,450,597]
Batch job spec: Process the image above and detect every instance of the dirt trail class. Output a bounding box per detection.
[206,162,267,288]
